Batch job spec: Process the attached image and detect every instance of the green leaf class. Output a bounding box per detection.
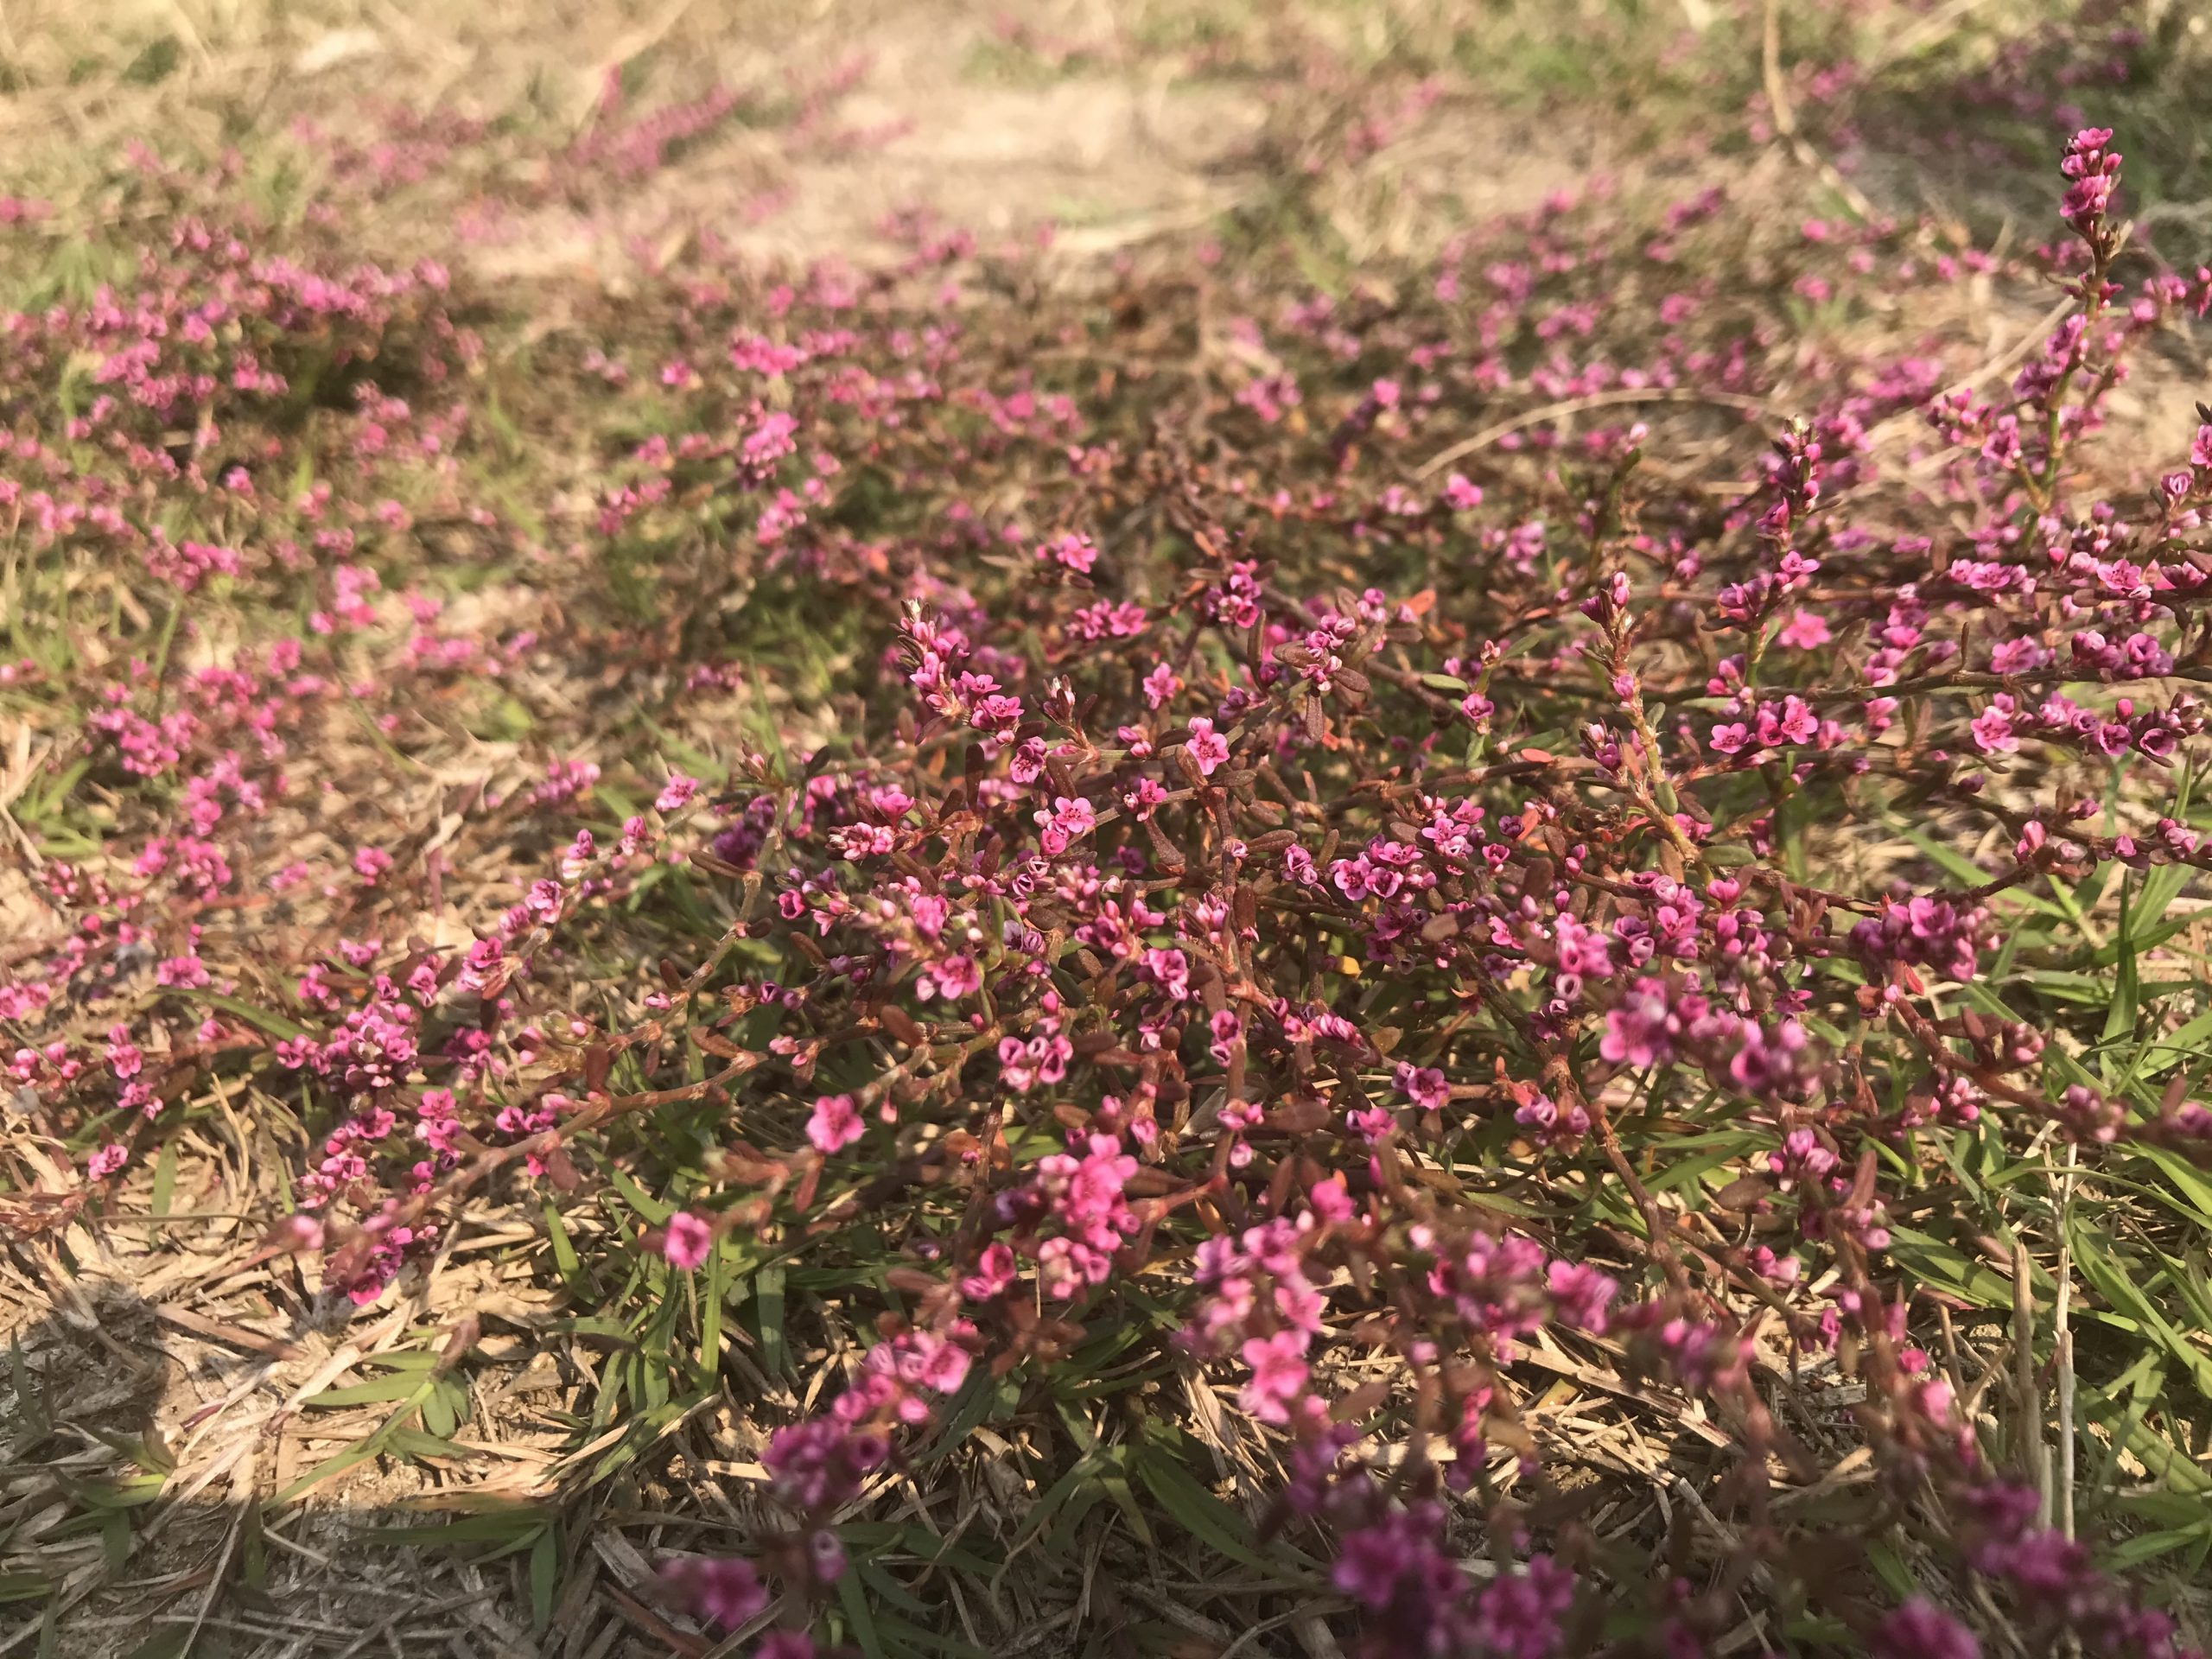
[2135,1005,2212,1084]
[755,1263,788,1377]
[868,1611,989,1659]
[102,1510,133,1574]
[10,1334,45,1438]
[1132,1446,1285,1573]
[836,1561,887,1659]
[1646,1146,1754,1198]
[2069,1217,2212,1400]
[188,991,310,1040]
[530,1527,559,1631]
[543,1201,582,1279]
[1883,1226,2015,1310]
[2133,1145,2212,1232]
[65,1472,168,1509]
[1009,1457,1097,1555]
[607,1166,673,1226]
[358,1510,550,1547]
[1862,1538,1916,1600]
[83,1427,175,1477]
[2102,874,2140,1062]
[2107,1521,2212,1569]
[699,1236,726,1377]
[307,1374,438,1408]
[421,1376,461,1440]
[547,1315,637,1345]
[240,1503,267,1592]
[1097,1468,1154,1547]
[149,1140,178,1219]
[385,1427,464,1463]
[917,1370,1012,1467]
[2123,861,2192,944]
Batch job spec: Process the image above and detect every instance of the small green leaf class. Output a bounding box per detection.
[358,1510,550,1547]
[2107,1521,2212,1569]
[188,992,310,1039]
[1131,1446,1283,1573]
[149,1140,178,1219]
[307,1374,437,1408]
[2102,874,2140,1060]
[530,1527,559,1630]
[699,1237,726,1377]
[1097,1467,1154,1547]
[67,1472,168,1509]
[102,1510,133,1574]
[385,1427,463,1462]
[607,1166,673,1226]
[422,1380,457,1440]
[543,1201,582,1279]
[755,1263,788,1376]
[836,1560,886,1659]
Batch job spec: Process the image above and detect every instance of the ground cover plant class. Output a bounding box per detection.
[6,2,2212,1656]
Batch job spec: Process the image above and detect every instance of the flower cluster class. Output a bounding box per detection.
[10,108,2212,1659]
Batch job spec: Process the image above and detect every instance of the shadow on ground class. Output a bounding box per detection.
[1,1274,731,1659]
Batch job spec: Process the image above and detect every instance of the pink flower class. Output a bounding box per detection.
[105,1024,144,1079]
[1970,705,2018,754]
[2059,126,2120,231]
[960,1241,1017,1300]
[1185,716,1230,776]
[662,1211,713,1270]
[1033,795,1096,855]
[658,1555,767,1630]
[1471,1555,1576,1659]
[1237,1329,1309,1423]
[1308,1176,1355,1224]
[1546,1260,1617,1332]
[86,1142,130,1180]
[1600,977,1690,1069]
[1141,661,1180,709]
[1395,1062,1448,1112]
[1039,532,1096,574]
[1872,1599,1980,1659]
[807,1092,865,1154]
[1776,608,1830,650]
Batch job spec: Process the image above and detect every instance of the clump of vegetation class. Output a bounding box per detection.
[6,6,2212,1656]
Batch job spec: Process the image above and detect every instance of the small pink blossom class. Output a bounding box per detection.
[86,1142,130,1180]
[1185,716,1230,776]
[658,1555,767,1630]
[662,1211,713,1270]
[807,1092,865,1154]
